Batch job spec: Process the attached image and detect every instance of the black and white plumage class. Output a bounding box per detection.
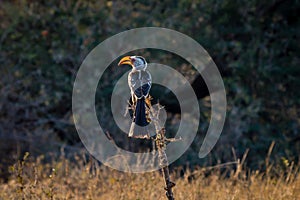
[118,56,152,138]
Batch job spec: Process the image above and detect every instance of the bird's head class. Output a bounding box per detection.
[118,56,147,70]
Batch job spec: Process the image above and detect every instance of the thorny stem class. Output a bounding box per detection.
[149,103,178,200]
[127,97,180,200]
[155,128,176,200]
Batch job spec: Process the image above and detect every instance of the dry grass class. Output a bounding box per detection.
[0,153,299,200]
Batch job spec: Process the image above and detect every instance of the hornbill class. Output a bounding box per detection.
[118,56,152,139]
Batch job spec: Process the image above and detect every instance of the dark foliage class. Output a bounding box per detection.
[0,0,299,178]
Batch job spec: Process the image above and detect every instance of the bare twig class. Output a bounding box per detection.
[149,102,178,200]
[155,128,176,200]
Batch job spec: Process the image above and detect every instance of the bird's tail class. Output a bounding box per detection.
[129,96,151,138]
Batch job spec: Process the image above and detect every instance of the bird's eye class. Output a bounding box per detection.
[131,58,136,62]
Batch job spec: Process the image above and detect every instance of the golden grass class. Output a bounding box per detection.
[0,153,299,200]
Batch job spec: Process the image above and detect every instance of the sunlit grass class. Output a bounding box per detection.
[0,153,299,200]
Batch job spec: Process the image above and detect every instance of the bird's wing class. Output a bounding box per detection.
[141,70,151,96]
[128,70,152,98]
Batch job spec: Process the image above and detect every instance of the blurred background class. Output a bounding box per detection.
[0,0,299,180]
